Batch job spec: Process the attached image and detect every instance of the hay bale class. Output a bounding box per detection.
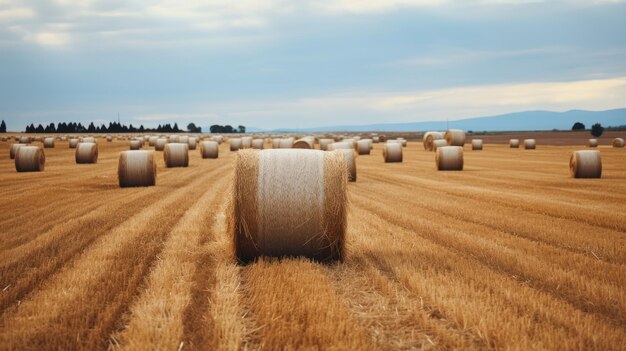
[164,143,189,168]
[75,142,98,164]
[524,139,536,150]
[423,132,444,151]
[471,139,483,150]
[329,141,354,150]
[445,129,466,146]
[69,138,79,148]
[372,136,380,143]
[436,146,463,171]
[188,137,197,150]
[588,139,598,148]
[1,137,7,142]
[433,139,447,151]
[328,143,357,181]
[357,139,372,155]
[230,138,242,151]
[613,138,625,148]
[570,150,601,178]
[510,139,520,148]
[155,138,167,151]
[293,138,314,149]
[19,136,31,144]
[341,138,357,149]
[252,139,264,149]
[200,141,219,159]
[169,135,180,143]
[118,151,157,187]
[319,138,334,151]
[271,138,280,148]
[149,136,158,146]
[397,138,407,147]
[230,149,347,262]
[15,146,45,172]
[106,135,113,142]
[179,136,189,145]
[130,140,143,150]
[10,143,26,159]
[241,136,252,148]
[212,135,224,144]
[383,142,403,163]
[43,137,55,148]
[279,137,294,148]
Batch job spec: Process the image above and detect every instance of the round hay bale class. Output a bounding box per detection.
[230,138,242,151]
[372,136,380,143]
[83,137,96,144]
[118,151,157,187]
[423,132,444,151]
[445,129,466,146]
[179,136,189,145]
[19,136,31,144]
[1,137,7,142]
[188,137,197,150]
[15,146,45,172]
[471,139,483,150]
[588,139,598,148]
[383,142,403,163]
[524,139,536,150]
[75,142,98,164]
[230,149,347,262]
[212,135,224,144]
[570,150,601,178]
[241,136,252,148]
[293,138,314,149]
[168,135,180,143]
[436,146,464,171]
[43,137,55,148]
[164,143,189,168]
[329,142,354,150]
[148,136,158,147]
[613,138,625,148]
[130,140,142,150]
[357,139,372,155]
[510,139,520,148]
[319,138,334,151]
[155,138,167,151]
[200,141,219,159]
[279,137,294,148]
[341,138,357,149]
[271,138,280,148]
[252,139,264,149]
[69,138,79,148]
[433,139,447,151]
[106,135,113,142]
[10,143,26,159]
[397,138,407,147]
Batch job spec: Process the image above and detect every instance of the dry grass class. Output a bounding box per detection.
[0,135,625,350]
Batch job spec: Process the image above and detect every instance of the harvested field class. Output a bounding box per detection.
[0,136,625,350]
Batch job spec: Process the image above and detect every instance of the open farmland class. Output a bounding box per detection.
[0,135,625,350]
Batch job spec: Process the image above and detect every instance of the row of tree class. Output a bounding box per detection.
[209,125,246,133]
[572,122,606,137]
[21,122,189,134]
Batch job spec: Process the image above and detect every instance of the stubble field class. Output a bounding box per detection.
[0,136,625,350]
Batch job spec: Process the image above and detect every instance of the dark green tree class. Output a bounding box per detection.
[572,122,585,130]
[0,120,6,133]
[591,123,604,137]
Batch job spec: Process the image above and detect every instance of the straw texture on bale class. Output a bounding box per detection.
[10,144,26,159]
[188,137,197,150]
[252,139,265,149]
[43,137,55,148]
[129,140,142,150]
[69,138,79,148]
[436,146,464,171]
[279,137,294,148]
[230,149,347,262]
[155,138,167,151]
[15,146,45,172]
[200,141,219,159]
[588,139,598,148]
[423,132,444,151]
[383,142,403,163]
[570,150,601,178]
[118,151,157,187]
[510,139,520,148]
[445,129,466,146]
[293,138,314,149]
[524,139,536,150]
[335,148,357,182]
[613,138,625,148]
[357,139,372,155]
[319,138,334,151]
[19,136,31,144]
[241,136,252,148]
[164,143,189,168]
[75,142,98,164]
[230,138,242,151]
[433,139,447,151]
[471,139,483,150]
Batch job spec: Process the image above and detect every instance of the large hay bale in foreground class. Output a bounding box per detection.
[588,139,598,148]
[130,140,143,150]
[510,139,520,148]
[524,139,536,150]
[15,146,45,172]
[436,146,464,171]
[613,138,625,148]
[155,138,167,151]
[423,132,444,151]
[75,142,98,164]
[357,139,372,155]
[164,143,189,168]
[118,151,157,187]
[43,137,55,148]
[471,139,483,150]
[383,142,403,163]
[69,138,79,148]
[445,129,466,146]
[10,144,26,159]
[230,138,242,151]
[230,149,347,262]
[200,141,219,159]
[570,150,601,178]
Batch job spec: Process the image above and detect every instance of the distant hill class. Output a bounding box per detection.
[242,108,626,133]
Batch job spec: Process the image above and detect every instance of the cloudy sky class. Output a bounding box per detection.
[1,0,625,131]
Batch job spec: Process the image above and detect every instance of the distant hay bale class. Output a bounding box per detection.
[423,132,444,151]
[433,139,447,151]
[357,139,372,155]
[75,142,98,164]
[106,135,113,142]
[372,136,380,143]
[10,143,26,159]
[83,137,96,144]
[341,138,357,149]
[200,141,219,159]
[118,151,157,187]
[43,137,55,148]
[212,135,224,144]
[164,143,189,168]
[69,138,79,148]
[168,135,180,143]
[445,129,466,146]
[279,137,294,148]
[179,136,189,145]
[510,139,520,148]
[19,136,31,144]
[241,136,252,148]
[130,140,143,150]
[383,142,403,163]
[271,138,280,148]
[570,150,601,178]
[230,149,347,262]
[230,138,242,151]
[188,137,197,150]
[155,138,167,151]
[293,138,314,149]
[588,139,598,148]
[329,141,354,150]
[436,146,464,171]
[471,139,483,150]
[396,138,407,147]
[524,139,536,150]
[15,146,45,172]
[319,138,334,151]
[149,136,158,146]
[613,138,625,148]
[252,139,264,149]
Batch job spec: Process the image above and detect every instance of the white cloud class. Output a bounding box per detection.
[0,6,35,21]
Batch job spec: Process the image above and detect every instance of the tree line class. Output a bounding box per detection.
[209,125,246,133]
[21,122,186,134]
